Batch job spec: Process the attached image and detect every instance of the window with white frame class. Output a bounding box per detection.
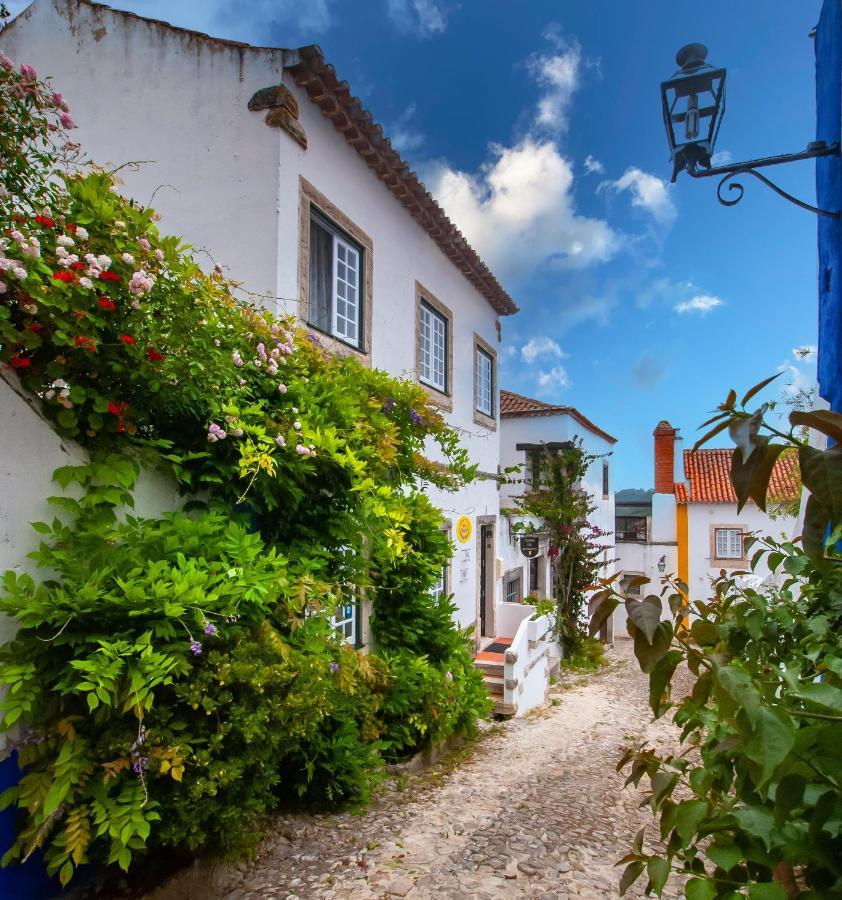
[475,346,493,417]
[431,565,447,602]
[309,211,363,349]
[504,571,523,604]
[331,596,356,644]
[418,301,447,392]
[715,528,744,560]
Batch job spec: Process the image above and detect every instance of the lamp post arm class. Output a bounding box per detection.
[685,141,841,219]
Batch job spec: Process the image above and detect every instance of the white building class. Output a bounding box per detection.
[613,421,800,636]
[0,0,518,644]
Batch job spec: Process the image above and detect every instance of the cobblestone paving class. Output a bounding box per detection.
[149,640,687,900]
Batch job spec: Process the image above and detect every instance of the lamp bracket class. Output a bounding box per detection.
[686,141,840,218]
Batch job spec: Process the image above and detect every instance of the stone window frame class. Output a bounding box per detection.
[298,177,373,365]
[473,332,497,431]
[502,567,524,604]
[709,524,748,568]
[435,519,453,600]
[414,281,453,411]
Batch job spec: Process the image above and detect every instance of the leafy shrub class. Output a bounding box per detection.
[0,56,488,885]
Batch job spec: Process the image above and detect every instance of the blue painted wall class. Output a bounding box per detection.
[817,0,842,412]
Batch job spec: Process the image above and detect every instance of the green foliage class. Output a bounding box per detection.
[508,443,611,654]
[0,59,488,883]
[591,379,842,898]
[559,636,607,673]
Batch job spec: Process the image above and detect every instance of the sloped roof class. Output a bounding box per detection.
[500,390,617,444]
[677,448,800,504]
[17,2,517,318]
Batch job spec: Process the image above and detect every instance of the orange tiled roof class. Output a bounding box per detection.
[677,448,800,504]
[500,390,617,444]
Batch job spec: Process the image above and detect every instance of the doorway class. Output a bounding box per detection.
[477,518,495,638]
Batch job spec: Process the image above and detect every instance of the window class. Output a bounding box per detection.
[715,528,744,560]
[475,347,494,417]
[504,570,523,604]
[616,515,647,542]
[331,597,356,644]
[602,461,609,500]
[431,565,447,602]
[419,301,447,392]
[309,211,363,349]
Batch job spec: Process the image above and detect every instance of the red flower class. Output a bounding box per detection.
[52,271,76,283]
[99,271,121,283]
[70,261,85,271]
[146,347,165,362]
[98,296,117,311]
[74,335,96,352]
[27,322,44,333]
[107,401,128,416]
[33,215,55,229]
[119,334,136,345]
[67,224,77,234]
[9,355,31,369]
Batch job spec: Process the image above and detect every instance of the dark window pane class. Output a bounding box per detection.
[309,218,332,333]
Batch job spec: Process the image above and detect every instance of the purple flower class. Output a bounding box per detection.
[204,622,217,637]
[329,661,340,674]
[409,410,424,426]
[306,331,321,345]
[189,639,203,656]
[382,397,395,414]
[131,754,149,775]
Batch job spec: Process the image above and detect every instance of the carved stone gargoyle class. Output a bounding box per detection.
[248,85,307,149]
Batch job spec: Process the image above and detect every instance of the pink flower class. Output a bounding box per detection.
[59,111,75,130]
[277,383,287,394]
[51,91,63,108]
[276,435,286,448]
[154,249,164,262]
[137,238,151,251]
[295,444,308,455]
[0,55,14,72]
[19,64,36,82]
[232,351,244,367]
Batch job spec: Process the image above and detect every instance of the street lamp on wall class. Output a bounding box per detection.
[661,43,840,218]
[658,556,666,574]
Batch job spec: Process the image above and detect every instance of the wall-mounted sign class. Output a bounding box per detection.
[456,515,473,544]
[520,535,540,558]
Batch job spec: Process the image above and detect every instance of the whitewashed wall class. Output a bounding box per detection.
[685,502,796,603]
[0,0,505,632]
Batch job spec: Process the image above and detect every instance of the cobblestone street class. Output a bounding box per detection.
[150,640,686,900]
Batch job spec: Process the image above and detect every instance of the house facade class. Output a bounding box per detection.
[0,0,518,643]
[497,390,618,613]
[614,420,800,636]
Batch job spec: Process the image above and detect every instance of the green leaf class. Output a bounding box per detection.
[747,884,788,900]
[690,619,719,647]
[715,665,762,729]
[648,650,683,718]
[619,860,645,896]
[706,841,743,872]
[588,594,619,638]
[685,878,716,900]
[674,799,708,845]
[802,493,831,559]
[799,444,842,527]
[732,807,775,851]
[790,408,842,443]
[646,856,671,896]
[633,620,673,674]
[626,595,663,643]
[794,681,842,713]
[730,440,788,513]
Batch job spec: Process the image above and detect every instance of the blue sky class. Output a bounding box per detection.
[7,0,823,487]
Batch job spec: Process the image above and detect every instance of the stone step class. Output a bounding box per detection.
[474,660,504,678]
[493,701,517,716]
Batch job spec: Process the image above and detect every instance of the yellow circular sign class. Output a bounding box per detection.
[455,515,473,544]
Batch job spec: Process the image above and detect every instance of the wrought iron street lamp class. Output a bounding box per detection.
[661,43,840,218]
[657,556,666,574]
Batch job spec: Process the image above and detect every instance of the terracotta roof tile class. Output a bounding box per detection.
[676,448,800,504]
[500,390,617,444]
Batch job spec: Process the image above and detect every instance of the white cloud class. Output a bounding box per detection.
[386,0,447,37]
[604,167,676,224]
[388,103,425,155]
[521,336,565,364]
[584,155,604,175]
[711,150,733,166]
[427,138,618,279]
[537,366,571,389]
[674,294,724,315]
[526,32,581,134]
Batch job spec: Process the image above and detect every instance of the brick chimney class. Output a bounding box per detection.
[654,420,677,493]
